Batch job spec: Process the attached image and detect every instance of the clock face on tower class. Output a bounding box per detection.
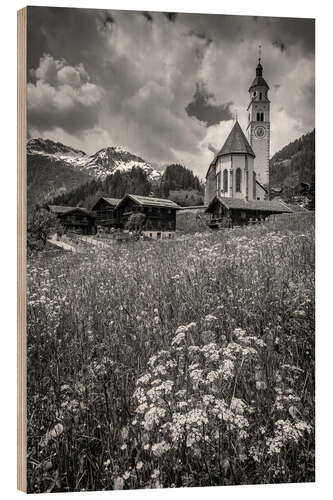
[254,125,266,138]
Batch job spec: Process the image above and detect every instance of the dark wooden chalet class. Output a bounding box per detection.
[91,197,121,230]
[47,205,97,235]
[205,196,292,228]
[115,194,180,236]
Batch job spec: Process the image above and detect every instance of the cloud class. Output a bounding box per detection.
[208,143,218,155]
[186,83,234,126]
[163,12,177,23]
[272,39,286,52]
[26,7,315,178]
[142,12,153,22]
[28,54,103,134]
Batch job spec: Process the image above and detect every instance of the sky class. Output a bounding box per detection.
[27,7,315,178]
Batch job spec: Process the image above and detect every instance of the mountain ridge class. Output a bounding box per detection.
[27,138,162,208]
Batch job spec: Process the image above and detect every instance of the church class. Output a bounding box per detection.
[205,57,292,225]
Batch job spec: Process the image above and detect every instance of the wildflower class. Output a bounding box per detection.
[113,477,124,490]
[203,314,217,324]
[136,461,144,470]
[151,468,160,479]
[123,471,130,480]
[151,440,171,457]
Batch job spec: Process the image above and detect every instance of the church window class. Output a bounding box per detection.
[259,92,262,100]
[217,171,221,193]
[256,112,264,122]
[253,172,257,199]
[254,91,256,97]
[223,169,228,193]
[236,168,242,192]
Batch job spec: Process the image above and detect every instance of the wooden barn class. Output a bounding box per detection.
[92,197,121,231]
[115,194,180,239]
[47,205,97,235]
[205,196,292,228]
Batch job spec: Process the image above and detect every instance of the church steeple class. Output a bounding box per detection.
[247,53,271,192]
[256,59,263,77]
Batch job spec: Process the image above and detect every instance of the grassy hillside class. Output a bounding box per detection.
[27,213,314,492]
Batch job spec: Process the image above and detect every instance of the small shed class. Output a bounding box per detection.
[91,197,121,230]
[115,194,181,239]
[205,196,292,228]
[47,205,96,235]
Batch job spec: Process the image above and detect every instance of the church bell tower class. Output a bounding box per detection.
[247,55,270,190]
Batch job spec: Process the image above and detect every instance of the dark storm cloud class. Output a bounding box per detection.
[142,12,153,22]
[103,13,115,30]
[272,39,286,52]
[188,30,212,46]
[186,83,234,127]
[26,6,314,174]
[163,12,177,23]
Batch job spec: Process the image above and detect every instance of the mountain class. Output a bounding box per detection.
[80,146,162,180]
[270,129,315,189]
[27,140,93,208]
[27,138,162,208]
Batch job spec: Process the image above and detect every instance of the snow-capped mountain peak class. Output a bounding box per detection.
[27,139,162,181]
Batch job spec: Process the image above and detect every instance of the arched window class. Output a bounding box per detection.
[257,112,264,122]
[236,168,242,192]
[217,171,221,193]
[223,169,228,193]
[253,172,257,199]
[259,92,262,100]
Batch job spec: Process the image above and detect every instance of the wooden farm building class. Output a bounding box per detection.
[115,194,180,239]
[47,205,97,235]
[205,196,292,228]
[92,197,121,231]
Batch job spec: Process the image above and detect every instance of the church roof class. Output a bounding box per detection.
[217,121,255,158]
[249,59,269,91]
[249,75,269,92]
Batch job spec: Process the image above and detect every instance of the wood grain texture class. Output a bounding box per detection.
[17,6,27,493]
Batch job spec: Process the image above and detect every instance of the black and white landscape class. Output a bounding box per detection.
[26,7,315,493]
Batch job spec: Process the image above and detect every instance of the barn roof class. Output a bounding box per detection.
[205,196,293,213]
[116,194,181,209]
[178,205,208,210]
[47,205,95,217]
[92,197,121,209]
[217,121,255,158]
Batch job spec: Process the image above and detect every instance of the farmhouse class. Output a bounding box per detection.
[92,197,121,231]
[47,205,97,235]
[205,196,292,228]
[115,194,180,239]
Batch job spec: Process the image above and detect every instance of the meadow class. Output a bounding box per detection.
[26,213,315,492]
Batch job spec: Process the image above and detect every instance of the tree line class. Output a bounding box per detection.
[50,164,204,209]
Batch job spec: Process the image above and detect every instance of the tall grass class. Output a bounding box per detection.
[27,213,315,492]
